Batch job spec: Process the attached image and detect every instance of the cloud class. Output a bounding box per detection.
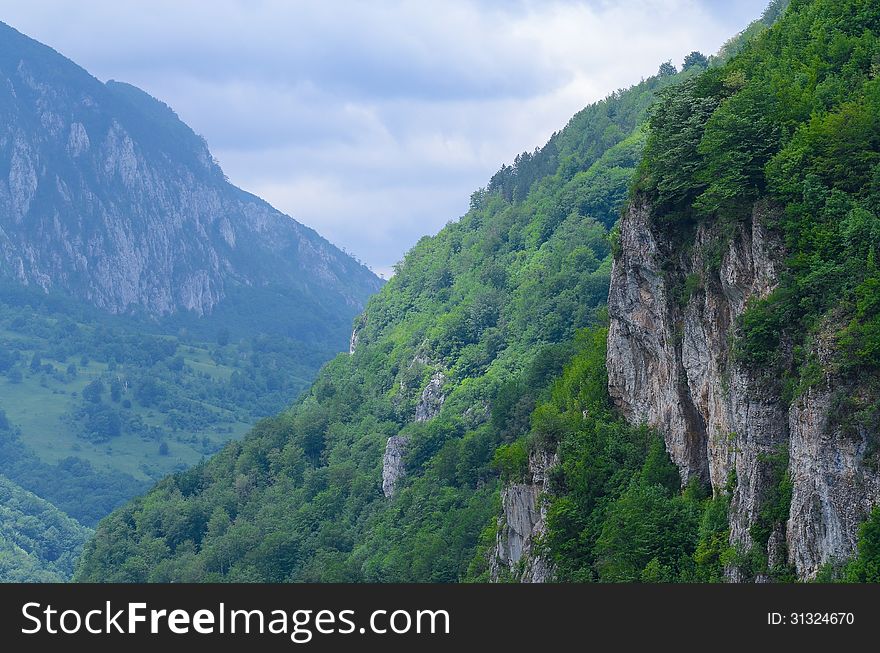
[0,0,767,272]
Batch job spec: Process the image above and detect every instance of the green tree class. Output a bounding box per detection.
[683,51,709,69]
[595,481,699,582]
[844,507,880,582]
[82,379,104,404]
[659,61,678,76]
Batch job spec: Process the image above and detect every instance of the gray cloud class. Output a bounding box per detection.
[0,0,769,275]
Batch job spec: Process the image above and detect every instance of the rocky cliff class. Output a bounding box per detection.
[381,435,408,498]
[490,449,556,583]
[0,22,381,321]
[607,199,880,579]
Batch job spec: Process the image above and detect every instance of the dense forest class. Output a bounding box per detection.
[62,0,880,583]
[0,475,91,582]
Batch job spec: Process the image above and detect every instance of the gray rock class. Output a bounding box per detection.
[787,383,880,578]
[0,24,382,318]
[349,330,359,356]
[415,372,446,422]
[607,199,880,580]
[381,435,409,498]
[349,314,367,355]
[490,449,557,583]
[66,122,90,157]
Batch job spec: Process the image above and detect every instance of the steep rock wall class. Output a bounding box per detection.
[607,200,880,579]
[490,449,557,583]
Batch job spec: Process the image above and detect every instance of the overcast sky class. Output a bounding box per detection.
[1,0,771,277]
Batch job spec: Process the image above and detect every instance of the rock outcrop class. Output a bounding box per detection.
[381,435,409,498]
[349,314,367,355]
[490,449,557,583]
[415,372,446,422]
[787,383,880,575]
[607,198,880,579]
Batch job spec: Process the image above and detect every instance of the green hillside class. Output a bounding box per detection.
[0,475,92,582]
[77,0,880,583]
[0,286,331,528]
[73,56,699,581]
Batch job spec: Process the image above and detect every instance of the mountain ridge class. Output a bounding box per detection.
[0,20,382,320]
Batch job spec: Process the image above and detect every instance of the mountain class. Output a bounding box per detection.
[76,0,880,584]
[73,48,697,581]
[0,22,382,581]
[0,21,381,322]
[606,0,880,581]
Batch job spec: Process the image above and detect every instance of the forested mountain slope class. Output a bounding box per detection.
[75,54,696,581]
[77,0,880,584]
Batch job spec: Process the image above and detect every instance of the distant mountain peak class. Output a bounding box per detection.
[0,21,381,319]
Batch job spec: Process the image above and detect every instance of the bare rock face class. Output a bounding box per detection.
[415,372,446,422]
[490,449,557,583]
[350,314,367,355]
[607,199,880,579]
[788,384,880,576]
[606,200,711,484]
[382,435,409,498]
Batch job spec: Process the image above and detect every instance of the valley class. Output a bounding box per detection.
[3,0,880,585]
[0,19,381,578]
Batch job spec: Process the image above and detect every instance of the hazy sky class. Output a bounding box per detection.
[1,0,771,277]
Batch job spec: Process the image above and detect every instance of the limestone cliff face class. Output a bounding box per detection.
[415,372,446,422]
[787,383,880,576]
[381,435,408,498]
[490,450,556,583]
[607,199,880,579]
[0,22,381,319]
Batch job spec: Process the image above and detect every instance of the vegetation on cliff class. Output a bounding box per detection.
[637,0,880,392]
